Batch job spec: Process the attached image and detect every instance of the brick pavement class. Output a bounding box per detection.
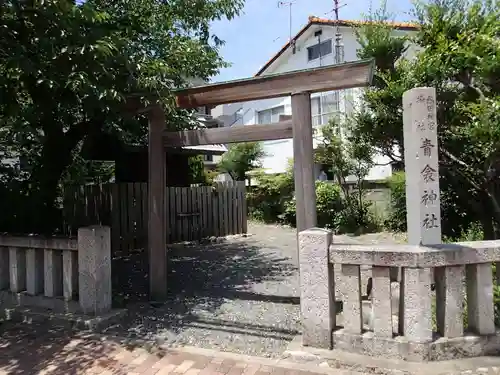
[0,323,358,375]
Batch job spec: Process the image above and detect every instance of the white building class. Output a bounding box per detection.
[211,16,419,180]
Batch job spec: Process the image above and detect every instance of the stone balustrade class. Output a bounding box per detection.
[299,228,500,362]
[0,226,112,316]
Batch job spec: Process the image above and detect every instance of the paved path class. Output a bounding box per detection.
[0,223,406,374]
[105,222,302,358]
[0,322,361,375]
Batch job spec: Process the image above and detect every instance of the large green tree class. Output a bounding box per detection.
[218,142,265,181]
[353,0,500,239]
[0,0,243,234]
[314,118,375,229]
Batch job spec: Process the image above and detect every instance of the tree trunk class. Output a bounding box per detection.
[25,125,88,235]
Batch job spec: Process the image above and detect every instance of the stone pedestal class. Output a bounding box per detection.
[78,226,112,315]
[298,228,334,349]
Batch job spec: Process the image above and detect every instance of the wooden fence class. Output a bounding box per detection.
[63,182,247,254]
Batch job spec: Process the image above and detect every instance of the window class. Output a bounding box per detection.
[307,39,332,61]
[257,105,285,124]
[203,154,214,162]
[311,92,340,126]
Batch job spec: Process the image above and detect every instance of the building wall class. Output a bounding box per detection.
[213,24,418,180]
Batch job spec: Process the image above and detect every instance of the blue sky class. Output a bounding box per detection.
[211,0,414,82]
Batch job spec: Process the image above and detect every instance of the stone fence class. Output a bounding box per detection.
[0,226,112,317]
[299,228,500,362]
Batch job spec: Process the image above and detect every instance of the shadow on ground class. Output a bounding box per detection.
[0,322,120,375]
[0,234,299,370]
[107,238,298,345]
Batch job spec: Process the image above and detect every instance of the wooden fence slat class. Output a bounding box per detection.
[233,182,238,235]
[141,183,148,247]
[164,186,169,244]
[217,183,223,237]
[234,182,240,235]
[202,186,209,238]
[241,182,247,234]
[211,185,218,237]
[111,183,121,254]
[175,187,182,243]
[224,184,230,236]
[224,183,229,236]
[62,181,248,247]
[131,182,140,250]
[180,187,188,241]
[169,187,175,244]
[230,183,236,235]
[121,184,129,254]
[127,183,135,250]
[192,186,199,241]
[196,186,203,239]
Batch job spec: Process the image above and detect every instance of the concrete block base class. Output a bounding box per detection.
[331,329,500,362]
[0,290,80,313]
[0,289,125,332]
[0,306,126,332]
[283,335,500,375]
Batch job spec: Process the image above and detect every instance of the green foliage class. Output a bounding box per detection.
[247,168,294,223]
[354,0,500,239]
[282,181,343,229]
[385,171,484,239]
[0,0,244,234]
[385,172,407,232]
[188,156,208,185]
[314,118,380,233]
[218,142,265,181]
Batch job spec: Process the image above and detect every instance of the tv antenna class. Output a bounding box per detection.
[277,1,296,43]
[325,0,347,21]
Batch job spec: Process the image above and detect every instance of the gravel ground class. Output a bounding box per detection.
[102,222,405,358]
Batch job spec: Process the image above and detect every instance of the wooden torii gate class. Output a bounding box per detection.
[145,59,374,300]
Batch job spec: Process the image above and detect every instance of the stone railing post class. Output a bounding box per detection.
[0,247,8,290]
[466,263,495,335]
[298,228,334,349]
[78,226,112,315]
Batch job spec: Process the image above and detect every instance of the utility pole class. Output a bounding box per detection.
[324,0,347,132]
[331,0,345,64]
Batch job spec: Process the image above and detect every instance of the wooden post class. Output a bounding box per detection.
[291,93,317,232]
[148,105,168,301]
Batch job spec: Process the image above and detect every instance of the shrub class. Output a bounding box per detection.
[282,181,344,229]
[384,171,407,232]
[385,171,482,240]
[337,196,382,235]
[246,171,294,223]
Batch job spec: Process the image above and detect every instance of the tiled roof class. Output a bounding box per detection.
[255,16,419,77]
[308,16,419,30]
